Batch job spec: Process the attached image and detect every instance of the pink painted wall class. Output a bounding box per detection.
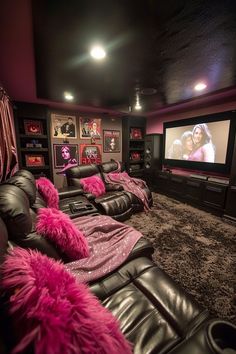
[0,0,121,115]
[147,89,236,134]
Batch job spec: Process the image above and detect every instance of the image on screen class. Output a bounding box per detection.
[165,120,230,164]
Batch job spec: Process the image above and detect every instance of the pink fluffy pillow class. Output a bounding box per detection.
[36,177,59,209]
[80,175,105,197]
[36,207,89,260]
[1,248,132,354]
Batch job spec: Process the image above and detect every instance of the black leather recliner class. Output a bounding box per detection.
[65,163,134,221]
[99,160,153,210]
[0,170,236,354]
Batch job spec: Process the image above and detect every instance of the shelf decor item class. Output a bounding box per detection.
[130,151,141,160]
[25,154,45,167]
[26,140,42,148]
[26,143,34,148]
[103,130,120,152]
[24,120,43,135]
[130,128,142,139]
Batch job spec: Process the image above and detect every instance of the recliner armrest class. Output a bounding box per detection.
[126,237,154,261]
[58,186,84,200]
[14,232,64,261]
[105,183,124,192]
[84,193,96,201]
[168,319,236,354]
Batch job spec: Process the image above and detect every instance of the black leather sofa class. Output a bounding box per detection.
[0,170,236,354]
[64,161,152,221]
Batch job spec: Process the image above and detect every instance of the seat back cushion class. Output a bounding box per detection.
[0,184,32,241]
[100,160,126,174]
[0,217,8,265]
[66,164,101,187]
[1,247,132,354]
[3,175,37,206]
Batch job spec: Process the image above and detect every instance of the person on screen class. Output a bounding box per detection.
[61,117,76,137]
[188,124,215,162]
[167,139,183,159]
[181,131,193,160]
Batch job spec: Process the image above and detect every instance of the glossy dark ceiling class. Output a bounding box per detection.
[32,0,236,113]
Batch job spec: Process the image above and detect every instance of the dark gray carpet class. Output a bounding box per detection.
[125,193,236,325]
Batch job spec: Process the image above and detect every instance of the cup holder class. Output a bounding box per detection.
[207,320,236,353]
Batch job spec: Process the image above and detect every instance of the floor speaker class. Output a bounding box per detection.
[144,134,162,170]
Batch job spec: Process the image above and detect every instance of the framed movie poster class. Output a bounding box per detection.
[103,130,120,153]
[51,114,77,139]
[24,120,43,135]
[53,144,78,172]
[79,144,102,165]
[25,154,45,167]
[79,117,101,139]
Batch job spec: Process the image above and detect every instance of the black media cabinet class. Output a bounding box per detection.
[154,170,229,215]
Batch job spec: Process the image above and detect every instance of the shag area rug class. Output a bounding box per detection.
[125,193,236,325]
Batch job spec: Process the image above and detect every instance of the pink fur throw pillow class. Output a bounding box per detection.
[36,207,89,260]
[80,175,105,197]
[36,177,59,209]
[1,248,132,354]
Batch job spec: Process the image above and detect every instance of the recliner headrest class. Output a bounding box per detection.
[3,174,36,206]
[100,161,126,174]
[66,164,100,180]
[0,184,32,241]
[14,169,35,184]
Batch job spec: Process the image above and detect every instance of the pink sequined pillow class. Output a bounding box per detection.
[36,207,89,260]
[80,175,105,197]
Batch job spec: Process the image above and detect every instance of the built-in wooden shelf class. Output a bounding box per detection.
[21,148,49,152]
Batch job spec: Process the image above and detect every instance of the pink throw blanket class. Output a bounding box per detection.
[34,176,142,282]
[65,214,142,283]
[104,162,150,211]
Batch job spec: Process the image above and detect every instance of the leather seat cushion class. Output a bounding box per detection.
[95,192,132,217]
[89,257,209,354]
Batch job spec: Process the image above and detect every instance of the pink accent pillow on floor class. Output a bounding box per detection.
[36,207,89,260]
[1,248,132,354]
[80,175,106,197]
[36,177,59,209]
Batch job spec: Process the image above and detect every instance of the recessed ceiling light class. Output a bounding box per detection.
[194,82,207,91]
[90,46,106,60]
[64,92,74,101]
[134,94,142,110]
[134,102,142,110]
